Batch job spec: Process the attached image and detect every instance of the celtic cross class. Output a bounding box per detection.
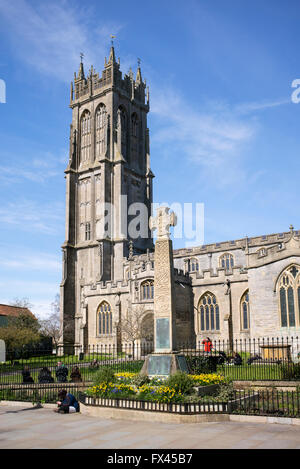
[149,206,177,240]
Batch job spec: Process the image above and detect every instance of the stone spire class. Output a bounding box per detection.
[136,63,142,84]
[108,45,116,64]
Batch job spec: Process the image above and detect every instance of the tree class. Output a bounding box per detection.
[38,294,74,348]
[0,304,41,353]
[121,303,154,357]
[0,325,41,351]
[38,294,62,347]
[9,297,33,309]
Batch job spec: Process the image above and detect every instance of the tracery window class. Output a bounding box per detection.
[141,280,154,300]
[186,258,199,273]
[198,292,220,332]
[241,290,250,330]
[95,104,107,157]
[117,107,127,158]
[97,301,112,335]
[220,253,234,271]
[278,265,300,328]
[80,110,91,163]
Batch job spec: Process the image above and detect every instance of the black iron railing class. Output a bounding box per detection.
[1,337,300,384]
[1,385,300,419]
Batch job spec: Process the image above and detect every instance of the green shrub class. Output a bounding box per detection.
[92,367,116,385]
[165,371,194,394]
[186,356,218,374]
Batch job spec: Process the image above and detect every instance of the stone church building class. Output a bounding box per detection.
[60,46,300,350]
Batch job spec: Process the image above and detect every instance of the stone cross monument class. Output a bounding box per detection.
[141,206,189,376]
[149,206,177,352]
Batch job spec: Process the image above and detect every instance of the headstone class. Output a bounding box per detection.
[141,206,189,377]
[0,340,6,363]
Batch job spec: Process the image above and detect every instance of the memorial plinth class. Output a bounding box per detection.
[141,207,189,377]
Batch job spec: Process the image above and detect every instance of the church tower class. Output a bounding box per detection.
[60,46,154,345]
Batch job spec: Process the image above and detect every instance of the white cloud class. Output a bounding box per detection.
[235,98,290,114]
[0,200,64,235]
[150,86,256,186]
[0,252,61,272]
[0,0,123,83]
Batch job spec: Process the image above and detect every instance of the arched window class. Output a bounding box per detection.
[141,280,154,300]
[198,292,220,332]
[117,107,127,158]
[220,253,234,271]
[186,258,199,273]
[80,110,91,163]
[95,104,107,158]
[241,290,250,330]
[97,301,112,335]
[278,265,300,328]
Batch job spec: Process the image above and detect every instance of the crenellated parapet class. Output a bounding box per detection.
[173,228,300,258]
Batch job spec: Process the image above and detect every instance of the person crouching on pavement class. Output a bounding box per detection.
[54,389,80,414]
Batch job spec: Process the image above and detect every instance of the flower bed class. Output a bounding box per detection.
[85,371,228,404]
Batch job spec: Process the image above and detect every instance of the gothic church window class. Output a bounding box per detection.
[131,112,139,166]
[240,290,250,330]
[95,104,107,157]
[187,258,199,273]
[278,265,300,328]
[220,253,234,271]
[80,110,91,163]
[141,279,154,300]
[117,107,127,158]
[198,292,220,332]
[97,301,112,335]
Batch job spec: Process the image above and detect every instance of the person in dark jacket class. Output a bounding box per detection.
[55,362,68,383]
[38,367,54,383]
[22,366,34,384]
[70,366,82,383]
[54,389,80,413]
[232,352,243,366]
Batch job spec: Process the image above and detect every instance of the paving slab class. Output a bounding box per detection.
[1,404,300,449]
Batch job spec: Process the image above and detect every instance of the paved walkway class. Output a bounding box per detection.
[0,404,300,449]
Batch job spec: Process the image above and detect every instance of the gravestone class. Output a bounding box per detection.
[0,340,5,363]
[141,206,189,377]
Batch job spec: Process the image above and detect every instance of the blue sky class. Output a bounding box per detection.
[0,0,299,317]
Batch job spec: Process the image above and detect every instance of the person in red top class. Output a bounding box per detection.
[202,337,213,353]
